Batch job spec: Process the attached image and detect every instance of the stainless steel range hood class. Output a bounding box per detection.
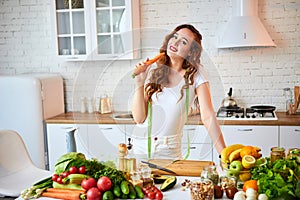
[218,0,276,48]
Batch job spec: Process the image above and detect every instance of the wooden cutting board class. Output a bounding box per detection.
[148,159,215,177]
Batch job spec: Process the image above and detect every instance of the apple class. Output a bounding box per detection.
[229,160,243,172]
[97,176,112,192]
[86,187,101,200]
[226,169,239,178]
[81,177,97,190]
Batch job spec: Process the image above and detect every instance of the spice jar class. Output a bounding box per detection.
[201,165,219,185]
[220,176,237,190]
[190,179,214,200]
[270,147,285,163]
[287,148,300,159]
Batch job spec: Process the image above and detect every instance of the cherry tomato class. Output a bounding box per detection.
[155,191,163,200]
[78,166,86,174]
[56,176,63,184]
[60,171,69,178]
[69,166,78,174]
[147,191,155,199]
[52,174,59,182]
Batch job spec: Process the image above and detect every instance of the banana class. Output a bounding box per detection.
[229,148,242,162]
[221,144,244,164]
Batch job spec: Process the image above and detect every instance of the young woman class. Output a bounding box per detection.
[132,24,226,160]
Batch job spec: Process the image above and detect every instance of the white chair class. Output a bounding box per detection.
[0,130,52,197]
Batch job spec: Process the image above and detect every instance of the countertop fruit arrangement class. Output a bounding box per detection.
[21,152,176,200]
[221,144,300,200]
[221,144,265,182]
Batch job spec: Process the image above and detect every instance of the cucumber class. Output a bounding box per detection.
[128,182,136,199]
[120,180,130,195]
[113,185,121,197]
[160,176,177,192]
[134,185,144,199]
[102,191,114,200]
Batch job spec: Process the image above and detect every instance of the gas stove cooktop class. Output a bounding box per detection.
[216,105,278,120]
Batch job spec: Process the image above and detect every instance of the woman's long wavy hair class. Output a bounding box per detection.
[145,24,203,102]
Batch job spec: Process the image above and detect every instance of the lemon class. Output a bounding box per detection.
[242,155,256,169]
[239,171,252,182]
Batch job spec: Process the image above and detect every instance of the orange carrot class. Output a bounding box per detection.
[41,191,82,200]
[45,188,85,194]
[132,52,165,78]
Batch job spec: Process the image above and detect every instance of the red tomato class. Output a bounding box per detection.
[69,166,78,174]
[147,191,155,199]
[86,187,101,200]
[52,174,59,182]
[81,178,97,190]
[78,166,86,174]
[155,191,163,200]
[56,176,63,184]
[97,176,112,192]
[60,171,69,178]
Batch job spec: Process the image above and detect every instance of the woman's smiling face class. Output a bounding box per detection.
[167,28,195,60]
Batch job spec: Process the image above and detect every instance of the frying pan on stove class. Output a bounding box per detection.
[250,105,276,112]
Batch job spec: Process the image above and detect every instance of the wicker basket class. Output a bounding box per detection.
[64,0,84,9]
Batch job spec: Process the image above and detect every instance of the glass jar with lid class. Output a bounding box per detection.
[201,165,219,185]
[270,147,285,163]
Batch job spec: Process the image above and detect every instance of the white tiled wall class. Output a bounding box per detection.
[0,0,299,113]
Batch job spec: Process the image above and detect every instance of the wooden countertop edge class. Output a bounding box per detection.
[45,112,300,126]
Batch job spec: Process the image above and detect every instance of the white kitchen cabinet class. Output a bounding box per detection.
[50,0,140,60]
[279,126,300,149]
[213,125,279,164]
[46,123,127,171]
[182,125,213,161]
[75,124,126,161]
[46,123,86,171]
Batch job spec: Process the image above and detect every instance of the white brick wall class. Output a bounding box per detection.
[0,0,299,113]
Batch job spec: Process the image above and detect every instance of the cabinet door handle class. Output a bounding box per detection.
[184,128,196,131]
[294,129,300,132]
[100,127,113,130]
[237,128,253,132]
[190,146,197,149]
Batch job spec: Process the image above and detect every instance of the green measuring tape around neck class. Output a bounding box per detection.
[147,87,191,160]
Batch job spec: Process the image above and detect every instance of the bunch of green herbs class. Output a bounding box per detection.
[85,158,126,186]
[250,156,300,199]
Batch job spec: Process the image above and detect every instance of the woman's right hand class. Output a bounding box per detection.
[134,59,150,85]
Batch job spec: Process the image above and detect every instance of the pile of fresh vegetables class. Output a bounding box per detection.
[21,152,128,199]
[250,156,300,200]
[21,152,170,200]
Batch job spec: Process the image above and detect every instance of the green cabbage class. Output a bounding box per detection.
[54,152,86,175]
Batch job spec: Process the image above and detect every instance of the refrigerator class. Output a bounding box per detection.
[0,74,64,169]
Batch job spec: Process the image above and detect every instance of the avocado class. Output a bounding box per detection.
[151,174,169,184]
[160,176,177,192]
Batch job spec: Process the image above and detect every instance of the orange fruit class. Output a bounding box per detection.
[243,180,258,192]
[240,146,258,158]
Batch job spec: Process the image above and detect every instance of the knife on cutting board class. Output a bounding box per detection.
[141,161,177,175]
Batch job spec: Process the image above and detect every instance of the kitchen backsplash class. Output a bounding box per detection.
[0,0,299,113]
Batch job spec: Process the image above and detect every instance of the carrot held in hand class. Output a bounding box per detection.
[132,52,165,78]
